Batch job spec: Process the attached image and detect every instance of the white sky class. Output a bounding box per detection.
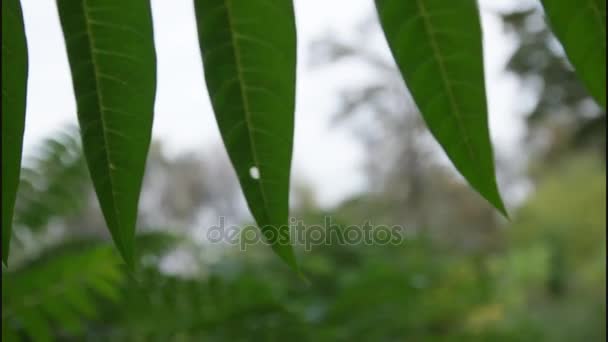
[19,0,531,208]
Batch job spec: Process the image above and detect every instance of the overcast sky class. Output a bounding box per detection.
[19,0,533,208]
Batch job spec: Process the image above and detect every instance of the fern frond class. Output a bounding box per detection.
[14,127,89,233]
[2,243,123,341]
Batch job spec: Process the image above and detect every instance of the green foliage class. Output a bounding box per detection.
[1,0,605,270]
[56,0,157,268]
[2,0,604,335]
[493,155,606,341]
[103,270,305,341]
[2,132,605,340]
[2,0,28,264]
[374,0,506,215]
[540,0,606,109]
[2,243,123,341]
[510,156,606,266]
[2,230,181,341]
[193,0,298,270]
[15,130,88,232]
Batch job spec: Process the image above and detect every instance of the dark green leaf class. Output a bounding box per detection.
[2,0,28,264]
[193,0,299,269]
[375,0,507,215]
[540,0,606,109]
[56,0,157,268]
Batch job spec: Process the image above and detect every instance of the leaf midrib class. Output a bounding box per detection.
[223,0,272,223]
[414,0,478,167]
[81,0,126,252]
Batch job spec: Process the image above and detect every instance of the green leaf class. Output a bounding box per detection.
[540,0,606,109]
[56,0,157,268]
[2,0,28,264]
[375,0,507,215]
[193,0,299,269]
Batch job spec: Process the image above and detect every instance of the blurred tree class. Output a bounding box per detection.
[500,7,606,163]
[494,155,606,342]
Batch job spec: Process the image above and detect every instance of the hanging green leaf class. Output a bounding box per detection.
[2,0,29,264]
[193,0,298,269]
[375,0,507,215]
[540,0,606,109]
[56,0,157,268]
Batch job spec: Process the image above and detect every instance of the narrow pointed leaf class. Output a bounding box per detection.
[193,0,298,269]
[2,0,28,264]
[540,0,606,109]
[375,0,507,215]
[56,0,157,268]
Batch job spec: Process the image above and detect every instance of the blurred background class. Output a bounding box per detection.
[3,0,605,341]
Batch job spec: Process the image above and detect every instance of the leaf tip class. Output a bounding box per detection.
[112,237,137,274]
[496,201,510,220]
[482,187,510,220]
[119,249,138,274]
[297,271,311,286]
[271,243,302,275]
[2,244,9,267]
